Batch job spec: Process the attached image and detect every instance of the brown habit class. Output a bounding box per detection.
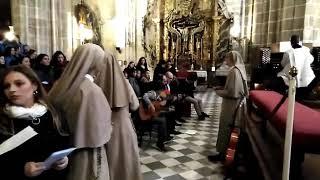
[215,51,248,155]
[49,44,112,180]
[96,50,142,180]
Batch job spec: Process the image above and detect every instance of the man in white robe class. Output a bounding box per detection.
[276,35,315,98]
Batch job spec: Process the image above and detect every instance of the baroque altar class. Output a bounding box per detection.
[143,0,233,71]
[166,9,206,70]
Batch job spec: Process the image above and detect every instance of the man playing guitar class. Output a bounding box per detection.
[140,90,170,151]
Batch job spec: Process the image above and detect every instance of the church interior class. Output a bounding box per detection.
[1,0,320,180]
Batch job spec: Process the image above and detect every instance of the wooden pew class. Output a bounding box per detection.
[247,90,320,180]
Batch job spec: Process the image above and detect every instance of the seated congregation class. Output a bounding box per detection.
[124,58,210,151]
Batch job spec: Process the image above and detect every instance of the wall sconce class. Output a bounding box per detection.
[4,26,16,41]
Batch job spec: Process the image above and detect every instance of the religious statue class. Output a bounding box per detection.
[177,25,190,53]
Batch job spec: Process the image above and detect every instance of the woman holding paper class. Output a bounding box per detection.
[49,44,113,180]
[0,65,69,179]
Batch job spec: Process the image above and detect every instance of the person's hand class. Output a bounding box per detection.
[24,162,46,177]
[52,157,68,171]
[148,104,155,113]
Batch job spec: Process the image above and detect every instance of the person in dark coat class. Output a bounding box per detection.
[33,54,54,91]
[0,65,70,180]
[165,60,176,75]
[51,51,68,81]
[124,61,136,76]
[153,60,166,83]
[4,46,18,67]
[136,57,149,74]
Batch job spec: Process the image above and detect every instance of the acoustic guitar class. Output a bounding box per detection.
[225,128,240,167]
[139,91,168,121]
[224,67,247,168]
[224,96,245,168]
[139,100,167,121]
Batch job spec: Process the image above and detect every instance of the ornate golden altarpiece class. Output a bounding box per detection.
[143,0,233,70]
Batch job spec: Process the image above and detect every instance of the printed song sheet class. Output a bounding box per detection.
[44,148,76,169]
[0,126,38,155]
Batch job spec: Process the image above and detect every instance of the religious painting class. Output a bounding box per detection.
[75,3,102,47]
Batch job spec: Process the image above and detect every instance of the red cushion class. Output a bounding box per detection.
[250,90,320,151]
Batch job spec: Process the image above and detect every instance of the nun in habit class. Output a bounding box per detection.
[208,51,249,162]
[95,50,142,180]
[49,44,112,180]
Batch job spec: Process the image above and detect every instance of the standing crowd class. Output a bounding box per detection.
[0,35,68,92]
[0,43,142,180]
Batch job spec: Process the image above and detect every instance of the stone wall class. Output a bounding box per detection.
[72,0,148,64]
[304,0,320,46]
[11,0,148,64]
[11,0,72,57]
[243,0,306,47]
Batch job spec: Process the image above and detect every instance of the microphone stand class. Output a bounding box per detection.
[282,66,298,180]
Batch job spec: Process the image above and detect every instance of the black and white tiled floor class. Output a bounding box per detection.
[139,89,225,180]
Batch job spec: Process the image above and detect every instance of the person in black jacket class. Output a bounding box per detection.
[166,71,209,120]
[124,61,136,76]
[165,60,176,75]
[136,57,149,74]
[0,54,6,76]
[153,60,166,83]
[51,51,68,81]
[128,69,142,97]
[33,54,54,91]
[0,65,70,180]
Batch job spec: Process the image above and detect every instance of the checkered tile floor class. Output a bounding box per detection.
[139,88,225,180]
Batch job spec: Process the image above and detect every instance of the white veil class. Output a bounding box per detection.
[231,51,247,81]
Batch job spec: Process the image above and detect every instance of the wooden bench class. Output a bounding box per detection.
[248,90,320,179]
[249,90,320,152]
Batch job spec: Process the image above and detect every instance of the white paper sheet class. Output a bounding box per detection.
[0,126,38,155]
[43,147,76,169]
[183,130,197,135]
